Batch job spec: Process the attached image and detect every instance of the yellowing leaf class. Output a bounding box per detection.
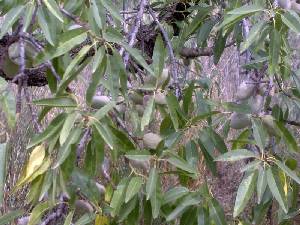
[26,145,46,179]
[95,215,109,225]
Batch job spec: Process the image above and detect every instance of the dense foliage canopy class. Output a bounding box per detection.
[2,0,300,224]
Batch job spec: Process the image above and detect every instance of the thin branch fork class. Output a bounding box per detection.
[147,6,181,98]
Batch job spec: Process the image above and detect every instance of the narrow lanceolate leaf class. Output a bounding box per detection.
[100,0,123,22]
[163,187,189,205]
[252,118,267,152]
[63,210,74,225]
[28,201,51,225]
[93,121,115,149]
[91,0,104,29]
[166,194,202,221]
[227,4,264,15]
[0,5,25,39]
[146,168,158,200]
[281,10,300,34]
[0,143,7,205]
[60,112,78,145]
[93,101,116,121]
[125,176,143,203]
[166,92,180,130]
[215,149,257,162]
[150,182,162,219]
[33,96,77,107]
[233,171,257,217]
[23,2,35,32]
[37,6,55,46]
[209,198,227,225]
[53,127,82,168]
[86,55,107,104]
[110,179,128,217]
[27,113,66,148]
[35,29,87,64]
[275,121,299,152]
[141,96,155,131]
[26,145,46,179]
[257,167,267,204]
[275,160,300,184]
[267,167,288,213]
[0,89,16,129]
[62,45,92,81]
[240,21,266,52]
[43,0,64,22]
[269,28,281,74]
[92,47,105,73]
[152,35,166,77]
[167,156,197,174]
[0,210,24,225]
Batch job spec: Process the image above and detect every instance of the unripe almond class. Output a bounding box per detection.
[230,113,251,129]
[91,95,110,109]
[129,92,143,105]
[155,92,167,105]
[143,133,162,149]
[96,182,106,194]
[75,200,93,213]
[129,159,150,172]
[278,0,292,9]
[136,104,145,116]
[236,81,256,100]
[251,95,264,114]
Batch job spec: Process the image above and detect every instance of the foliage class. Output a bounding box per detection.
[1,0,300,224]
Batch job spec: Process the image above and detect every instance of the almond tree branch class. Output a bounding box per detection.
[147,5,181,98]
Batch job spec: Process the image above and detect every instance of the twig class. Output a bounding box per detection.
[76,129,91,165]
[147,6,181,98]
[120,0,147,69]
[60,8,90,30]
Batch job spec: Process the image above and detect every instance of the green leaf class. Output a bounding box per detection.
[252,118,267,151]
[189,111,220,125]
[91,0,105,29]
[197,206,209,225]
[122,43,154,76]
[27,113,66,148]
[110,179,128,217]
[0,143,7,205]
[93,101,116,121]
[0,5,25,39]
[141,96,155,131]
[62,45,92,81]
[163,186,189,205]
[93,121,115,149]
[92,46,105,73]
[267,167,288,213]
[275,160,300,184]
[28,201,51,225]
[269,28,281,74]
[281,10,300,33]
[233,171,257,217]
[209,198,227,225]
[166,92,180,130]
[152,35,166,77]
[100,0,122,22]
[0,89,16,128]
[43,0,64,22]
[23,2,35,32]
[150,181,162,219]
[197,20,215,47]
[0,209,24,225]
[228,4,264,15]
[53,127,82,168]
[125,176,143,203]
[167,155,197,174]
[125,150,151,161]
[86,55,107,104]
[275,121,299,152]
[63,210,74,225]
[257,167,267,204]
[33,96,77,107]
[146,168,158,200]
[60,112,78,145]
[35,29,87,64]
[166,193,202,221]
[37,6,56,46]
[240,21,266,52]
[215,149,257,162]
